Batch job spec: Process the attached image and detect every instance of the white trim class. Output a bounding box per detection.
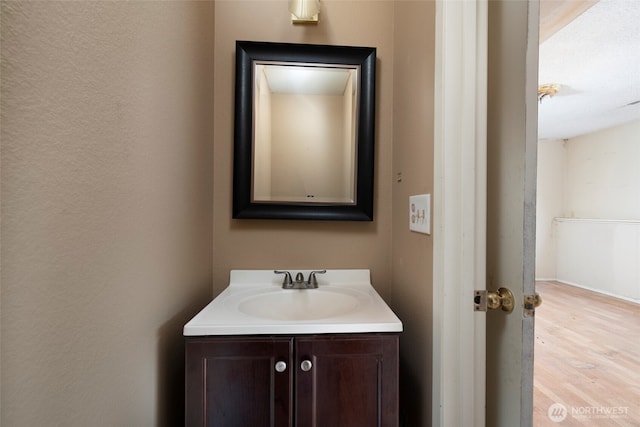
[554,218,640,225]
[534,277,557,282]
[433,0,487,426]
[538,279,640,305]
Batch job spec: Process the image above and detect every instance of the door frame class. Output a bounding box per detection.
[433,0,540,426]
[432,1,488,426]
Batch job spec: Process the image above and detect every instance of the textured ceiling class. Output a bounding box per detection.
[538,0,640,140]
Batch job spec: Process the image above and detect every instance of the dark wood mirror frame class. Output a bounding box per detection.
[233,41,376,221]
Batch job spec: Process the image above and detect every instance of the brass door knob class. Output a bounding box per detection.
[487,287,515,313]
[475,288,541,315]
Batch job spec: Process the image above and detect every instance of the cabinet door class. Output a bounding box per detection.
[295,334,399,427]
[185,337,293,427]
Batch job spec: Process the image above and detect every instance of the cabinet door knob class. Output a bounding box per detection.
[275,361,287,373]
[300,359,313,372]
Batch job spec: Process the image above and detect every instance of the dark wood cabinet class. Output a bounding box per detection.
[185,334,399,427]
[185,337,293,426]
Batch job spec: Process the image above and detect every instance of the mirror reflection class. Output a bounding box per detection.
[233,41,376,221]
[252,63,359,204]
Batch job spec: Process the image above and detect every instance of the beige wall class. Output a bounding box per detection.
[536,139,566,279]
[1,2,214,425]
[270,93,346,201]
[536,120,640,296]
[2,0,437,425]
[564,119,640,219]
[254,71,273,199]
[391,2,436,425]
[214,4,435,423]
[212,0,396,299]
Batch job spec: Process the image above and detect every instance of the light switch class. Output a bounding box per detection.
[409,194,430,234]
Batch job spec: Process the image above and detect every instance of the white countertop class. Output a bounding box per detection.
[183,269,403,336]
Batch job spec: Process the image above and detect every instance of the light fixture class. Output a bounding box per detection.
[289,0,320,24]
[538,83,561,103]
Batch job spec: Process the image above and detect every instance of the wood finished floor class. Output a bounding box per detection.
[533,281,640,426]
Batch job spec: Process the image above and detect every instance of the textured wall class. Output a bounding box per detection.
[1,0,439,424]
[535,139,566,279]
[1,2,214,425]
[556,218,640,302]
[564,119,640,219]
[537,119,640,281]
[391,2,436,425]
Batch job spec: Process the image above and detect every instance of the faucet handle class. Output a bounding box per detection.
[307,270,326,288]
[274,270,293,286]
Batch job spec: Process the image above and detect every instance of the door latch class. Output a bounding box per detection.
[474,289,541,315]
[523,292,542,316]
[474,288,515,313]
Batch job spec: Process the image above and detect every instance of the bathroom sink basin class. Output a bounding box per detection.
[237,288,364,321]
[183,269,403,336]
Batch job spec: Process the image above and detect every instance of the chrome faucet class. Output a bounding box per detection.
[274,270,326,289]
[274,270,293,287]
[307,270,326,287]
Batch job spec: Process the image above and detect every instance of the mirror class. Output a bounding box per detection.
[233,41,376,221]
[252,63,358,205]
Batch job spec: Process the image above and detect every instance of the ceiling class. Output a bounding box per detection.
[538,0,640,140]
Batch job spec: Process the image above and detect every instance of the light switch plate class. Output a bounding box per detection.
[409,194,430,234]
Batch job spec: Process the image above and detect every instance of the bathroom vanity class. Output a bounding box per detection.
[184,270,402,426]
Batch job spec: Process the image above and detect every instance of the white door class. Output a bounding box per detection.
[433,0,539,426]
[485,0,539,425]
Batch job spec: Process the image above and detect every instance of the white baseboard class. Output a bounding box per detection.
[534,277,556,282]
[537,277,640,305]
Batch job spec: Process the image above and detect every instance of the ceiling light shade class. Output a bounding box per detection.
[538,83,561,103]
[289,0,320,24]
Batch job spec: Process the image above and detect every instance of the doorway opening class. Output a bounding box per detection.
[534,1,640,424]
